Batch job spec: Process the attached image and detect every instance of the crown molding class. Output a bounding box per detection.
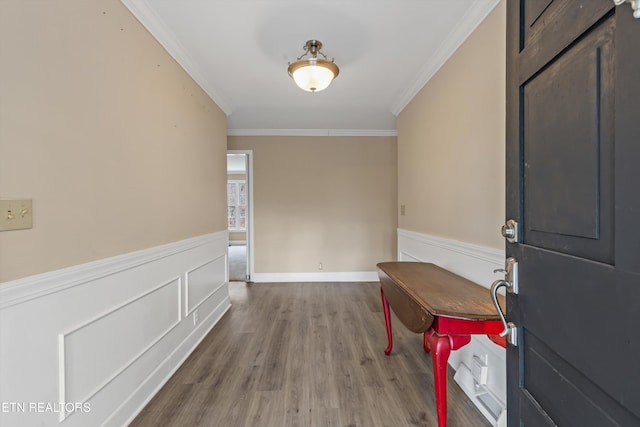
[226,129,397,137]
[122,0,500,124]
[120,0,233,115]
[389,0,501,116]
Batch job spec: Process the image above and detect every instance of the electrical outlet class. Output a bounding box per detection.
[400,205,406,216]
[193,309,199,325]
[318,262,323,270]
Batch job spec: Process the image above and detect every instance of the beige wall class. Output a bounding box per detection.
[229,232,247,242]
[0,0,228,282]
[227,136,397,273]
[397,0,506,250]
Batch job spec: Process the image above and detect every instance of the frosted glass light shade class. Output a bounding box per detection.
[288,58,339,93]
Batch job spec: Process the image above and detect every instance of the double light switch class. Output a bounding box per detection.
[0,199,33,231]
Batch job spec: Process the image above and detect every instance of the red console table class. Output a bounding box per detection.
[377,262,506,427]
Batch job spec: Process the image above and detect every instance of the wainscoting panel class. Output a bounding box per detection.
[0,231,230,427]
[186,255,227,316]
[61,277,181,415]
[397,228,507,426]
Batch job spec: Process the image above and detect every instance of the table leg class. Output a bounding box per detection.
[380,287,393,355]
[429,332,451,427]
[428,333,472,427]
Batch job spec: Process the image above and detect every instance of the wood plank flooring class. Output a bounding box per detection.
[130,282,491,427]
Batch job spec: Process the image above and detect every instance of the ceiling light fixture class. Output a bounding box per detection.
[287,40,339,93]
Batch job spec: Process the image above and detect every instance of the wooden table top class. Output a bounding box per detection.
[377,262,504,321]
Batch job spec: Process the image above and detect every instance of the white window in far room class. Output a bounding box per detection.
[227,180,247,231]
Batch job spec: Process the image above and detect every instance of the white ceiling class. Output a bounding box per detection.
[121,0,500,135]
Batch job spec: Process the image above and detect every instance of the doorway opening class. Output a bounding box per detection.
[227,151,253,282]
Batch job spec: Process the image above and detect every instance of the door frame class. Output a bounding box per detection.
[227,150,254,281]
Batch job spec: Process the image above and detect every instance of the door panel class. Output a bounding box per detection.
[523,18,614,262]
[506,1,640,425]
[523,331,636,427]
[519,0,613,81]
[524,0,554,30]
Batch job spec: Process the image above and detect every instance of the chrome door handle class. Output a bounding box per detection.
[496,257,518,294]
[501,219,518,243]
[491,279,518,346]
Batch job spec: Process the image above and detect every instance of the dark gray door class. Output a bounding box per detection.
[505,1,640,425]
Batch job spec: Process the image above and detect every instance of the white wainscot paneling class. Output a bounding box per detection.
[61,278,181,418]
[397,229,507,427]
[186,256,227,315]
[0,231,230,427]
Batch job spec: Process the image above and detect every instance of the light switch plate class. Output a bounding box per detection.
[0,199,33,231]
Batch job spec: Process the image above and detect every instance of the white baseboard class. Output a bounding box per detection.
[397,228,506,426]
[251,271,378,283]
[0,231,230,427]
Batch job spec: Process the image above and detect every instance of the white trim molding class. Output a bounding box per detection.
[0,233,219,309]
[0,232,230,427]
[120,0,232,115]
[397,228,506,427]
[226,128,398,137]
[390,0,501,116]
[227,150,255,281]
[398,228,503,277]
[252,271,378,283]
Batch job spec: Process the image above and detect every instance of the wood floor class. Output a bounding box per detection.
[131,282,491,427]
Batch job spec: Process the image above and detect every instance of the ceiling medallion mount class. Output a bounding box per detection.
[287,40,339,93]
